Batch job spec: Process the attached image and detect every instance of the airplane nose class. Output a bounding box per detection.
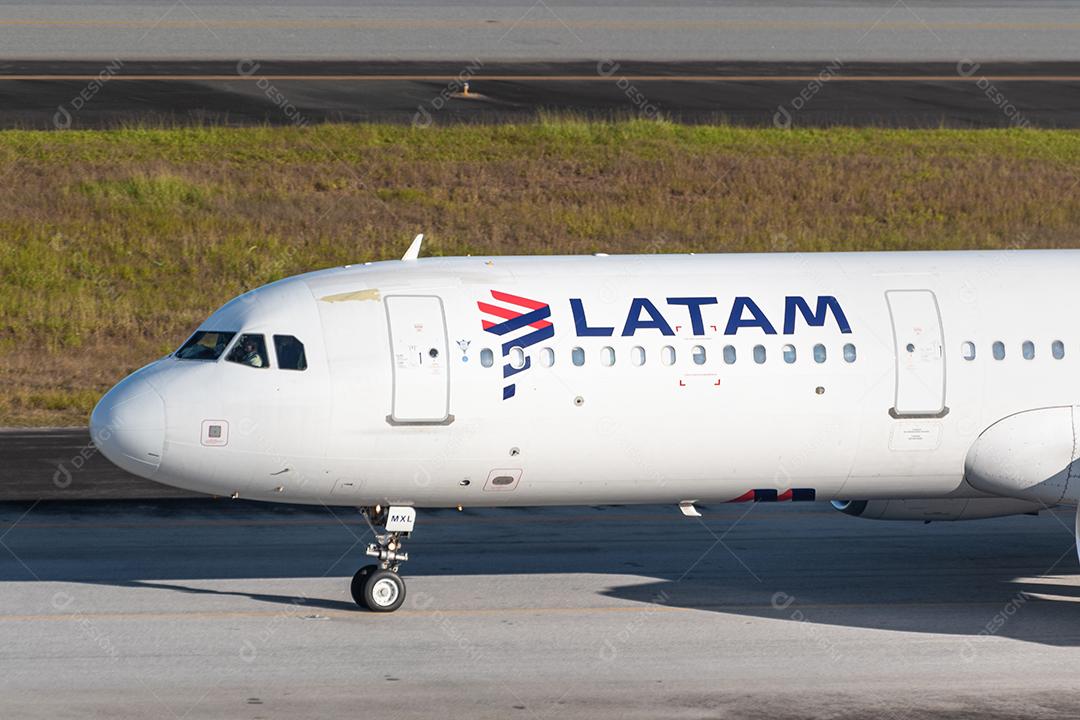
[90,374,165,479]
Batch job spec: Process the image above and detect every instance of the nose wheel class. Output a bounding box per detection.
[351,505,415,612]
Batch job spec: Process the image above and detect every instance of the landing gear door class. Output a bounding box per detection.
[385,295,451,424]
[886,289,946,417]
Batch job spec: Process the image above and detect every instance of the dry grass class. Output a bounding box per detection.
[0,120,1078,426]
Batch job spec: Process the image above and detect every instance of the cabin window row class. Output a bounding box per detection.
[477,343,858,369]
[961,340,1065,362]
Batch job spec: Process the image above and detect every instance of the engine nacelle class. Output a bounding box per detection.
[831,497,1043,521]
[965,406,1080,505]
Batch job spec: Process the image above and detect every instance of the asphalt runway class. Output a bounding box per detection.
[1,499,1079,718]
[0,0,1077,62]
[4,60,1080,127]
[0,429,195,501]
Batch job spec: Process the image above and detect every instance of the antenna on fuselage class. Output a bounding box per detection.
[401,233,424,261]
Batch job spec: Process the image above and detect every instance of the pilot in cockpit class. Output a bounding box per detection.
[227,335,267,368]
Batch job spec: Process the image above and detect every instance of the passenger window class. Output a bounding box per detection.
[572,347,585,366]
[843,343,856,363]
[961,341,975,361]
[723,345,736,365]
[176,330,236,361]
[1022,341,1035,360]
[782,344,796,364]
[753,345,766,364]
[692,345,706,365]
[631,346,646,366]
[480,348,494,367]
[601,346,615,367]
[661,346,676,366]
[273,335,307,371]
[510,346,526,369]
[226,334,269,369]
[1052,340,1065,359]
[539,347,555,367]
[992,341,1005,360]
[813,344,826,363]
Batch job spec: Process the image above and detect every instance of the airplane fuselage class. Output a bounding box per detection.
[91,250,1080,511]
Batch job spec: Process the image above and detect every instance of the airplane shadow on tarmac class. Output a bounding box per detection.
[1,500,1078,646]
[596,505,1080,648]
[107,579,362,613]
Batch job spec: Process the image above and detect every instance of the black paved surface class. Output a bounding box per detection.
[4,60,1079,128]
[0,428,195,501]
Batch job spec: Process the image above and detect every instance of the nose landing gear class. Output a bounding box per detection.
[351,505,415,612]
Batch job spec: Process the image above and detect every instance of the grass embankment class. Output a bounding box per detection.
[0,121,1078,426]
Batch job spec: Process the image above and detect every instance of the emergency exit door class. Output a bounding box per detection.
[385,295,451,424]
[886,289,946,417]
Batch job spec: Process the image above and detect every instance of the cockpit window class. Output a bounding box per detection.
[226,334,269,369]
[274,335,307,371]
[176,331,236,361]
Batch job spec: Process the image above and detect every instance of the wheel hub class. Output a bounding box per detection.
[370,577,400,607]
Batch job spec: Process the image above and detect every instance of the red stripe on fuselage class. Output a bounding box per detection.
[477,301,553,329]
[490,290,547,311]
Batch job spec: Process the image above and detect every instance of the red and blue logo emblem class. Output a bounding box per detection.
[478,290,554,399]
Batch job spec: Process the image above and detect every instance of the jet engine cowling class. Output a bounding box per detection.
[964,406,1080,506]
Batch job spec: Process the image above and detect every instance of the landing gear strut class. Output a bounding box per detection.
[351,505,415,612]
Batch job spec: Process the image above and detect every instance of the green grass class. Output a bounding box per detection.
[73,173,211,209]
[0,120,1077,426]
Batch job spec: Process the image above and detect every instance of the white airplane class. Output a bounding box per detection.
[91,237,1080,612]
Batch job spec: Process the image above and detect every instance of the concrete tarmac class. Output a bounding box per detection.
[1,1,1077,127]
[0,0,1077,62]
[1,499,1079,718]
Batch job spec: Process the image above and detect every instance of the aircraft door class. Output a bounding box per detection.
[385,295,451,424]
[885,289,946,417]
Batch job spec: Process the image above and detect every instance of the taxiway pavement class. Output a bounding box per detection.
[1,499,1078,718]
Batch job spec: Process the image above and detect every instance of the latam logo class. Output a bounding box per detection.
[478,290,555,400]
[571,296,852,337]
[479,293,850,399]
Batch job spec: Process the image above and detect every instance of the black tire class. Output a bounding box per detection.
[363,569,406,612]
[350,564,378,607]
